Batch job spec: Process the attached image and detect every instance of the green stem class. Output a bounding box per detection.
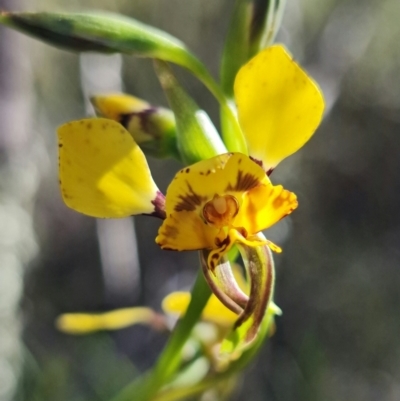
[111,270,211,401]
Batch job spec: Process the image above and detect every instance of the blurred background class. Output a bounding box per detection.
[0,0,399,400]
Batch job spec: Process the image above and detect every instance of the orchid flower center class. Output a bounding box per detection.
[203,195,239,228]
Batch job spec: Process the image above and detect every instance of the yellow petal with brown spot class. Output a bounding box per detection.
[163,152,269,216]
[234,183,298,234]
[58,118,159,218]
[235,45,324,172]
[156,210,217,251]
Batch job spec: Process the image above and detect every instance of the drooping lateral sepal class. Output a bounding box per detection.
[220,236,275,357]
[58,118,164,218]
[91,93,179,159]
[56,307,166,335]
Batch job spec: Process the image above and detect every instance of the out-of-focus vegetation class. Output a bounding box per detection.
[0,0,399,400]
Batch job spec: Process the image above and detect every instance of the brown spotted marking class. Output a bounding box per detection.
[226,170,260,192]
[215,235,231,248]
[174,183,207,212]
[249,156,263,168]
[161,224,179,239]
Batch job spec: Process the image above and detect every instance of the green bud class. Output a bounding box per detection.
[220,0,287,98]
[154,60,227,165]
[91,94,179,159]
[0,11,195,66]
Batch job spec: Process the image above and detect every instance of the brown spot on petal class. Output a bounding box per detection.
[158,224,179,242]
[226,170,260,192]
[174,183,207,212]
[164,225,179,238]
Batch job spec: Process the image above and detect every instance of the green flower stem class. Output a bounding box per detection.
[111,270,211,401]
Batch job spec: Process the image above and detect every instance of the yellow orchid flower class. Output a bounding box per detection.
[154,45,323,270]
[155,152,297,270]
[57,44,324,342]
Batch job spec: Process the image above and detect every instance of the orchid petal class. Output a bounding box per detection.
[235,45,324,172]
[58,118,162,218]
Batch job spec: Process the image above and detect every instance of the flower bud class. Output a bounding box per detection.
[91,94,179,159]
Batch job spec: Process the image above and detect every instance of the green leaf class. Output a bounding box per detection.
[154,60,227,165]
[220,0,287,98]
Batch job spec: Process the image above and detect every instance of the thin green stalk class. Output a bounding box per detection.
[111,270,211,401]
